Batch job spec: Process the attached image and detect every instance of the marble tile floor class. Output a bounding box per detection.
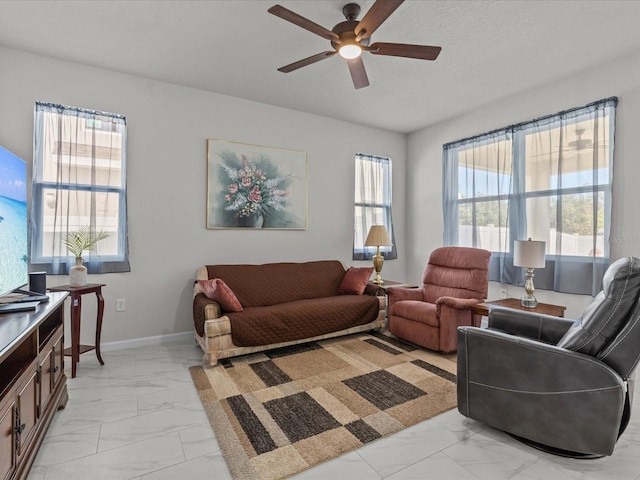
[27,339,640,480]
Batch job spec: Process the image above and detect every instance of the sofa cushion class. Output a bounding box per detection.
[338,267,374,295]
[206,261,347,308]
[198,279,243,312]
[227,295,380,346]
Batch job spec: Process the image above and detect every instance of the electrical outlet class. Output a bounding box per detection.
[500,288,508,299]
[116,298,125,311]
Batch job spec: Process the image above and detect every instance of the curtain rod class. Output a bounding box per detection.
[356,152,390,160]
[443,96,617,150]
[35,101,126,121]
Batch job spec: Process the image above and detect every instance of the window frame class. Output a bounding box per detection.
[443,98,616,295]
[353,153,397,260]
[30,102,130,274]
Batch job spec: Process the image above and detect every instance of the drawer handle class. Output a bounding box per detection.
[53,366,59,373]
[15,423,26,434]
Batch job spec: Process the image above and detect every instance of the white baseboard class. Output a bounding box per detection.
[100,331,194,352]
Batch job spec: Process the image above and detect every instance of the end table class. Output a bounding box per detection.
[471,298,566,318]
[48,283,106,378]
[368,280,418,297]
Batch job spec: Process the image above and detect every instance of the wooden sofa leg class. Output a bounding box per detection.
[203,352,218,368]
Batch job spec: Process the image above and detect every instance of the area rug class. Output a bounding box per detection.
[189,332,457,480]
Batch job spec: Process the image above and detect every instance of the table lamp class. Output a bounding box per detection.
[513,238,546,308]
[364,225,392,285]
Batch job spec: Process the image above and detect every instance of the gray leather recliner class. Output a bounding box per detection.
[457,256,640,457]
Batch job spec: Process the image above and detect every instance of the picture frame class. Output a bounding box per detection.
[206,139,307,229]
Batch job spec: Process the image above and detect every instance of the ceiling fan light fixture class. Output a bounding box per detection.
[338,43,362,59]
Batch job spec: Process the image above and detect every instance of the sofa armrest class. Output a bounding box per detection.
[363,283,380,297]
[193,266,209,294]
[205,315,232,337]
[193,292,222,337]
[488,306,576,344]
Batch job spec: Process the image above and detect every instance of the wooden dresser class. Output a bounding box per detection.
[0,292,68,480]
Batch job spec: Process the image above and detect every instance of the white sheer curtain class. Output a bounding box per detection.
[522,100,615,295]
[443,98,616,295]
[443,130,523,285]
[31,102,130,274]
[353,153,397,260]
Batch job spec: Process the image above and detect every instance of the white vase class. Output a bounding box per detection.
[69,257,88,287]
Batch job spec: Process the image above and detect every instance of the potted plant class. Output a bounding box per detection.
[63,226,110,287]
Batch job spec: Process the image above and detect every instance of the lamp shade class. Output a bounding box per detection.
[514,239,546,268]
[364,225,392,247]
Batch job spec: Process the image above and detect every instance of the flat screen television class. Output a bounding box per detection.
[0,146,30,306]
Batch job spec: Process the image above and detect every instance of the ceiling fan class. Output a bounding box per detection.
[567,128,593,151]
[268,0,442,89]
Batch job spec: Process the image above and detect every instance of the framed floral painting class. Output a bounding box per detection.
[206,139,307,229]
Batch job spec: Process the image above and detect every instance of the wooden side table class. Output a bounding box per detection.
[471,298,566,318]
[48,283,106,378]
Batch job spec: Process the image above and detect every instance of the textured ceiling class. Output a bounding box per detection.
[1,1,640,133]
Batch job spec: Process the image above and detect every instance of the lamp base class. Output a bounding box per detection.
[521,267,538,308]
[372,249,384,285]
[520,295,538,308]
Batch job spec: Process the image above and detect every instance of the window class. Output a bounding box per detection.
[31,102,130,274]
[443,98,616,295]
[353,153,397,260]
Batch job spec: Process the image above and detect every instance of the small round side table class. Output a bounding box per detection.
[48,283,106,378]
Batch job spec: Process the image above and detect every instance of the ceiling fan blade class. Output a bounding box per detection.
[268,5,339,41]
[277,51,336,73]
[347,57,369,89]
[369,42,442,60]
[355,0,404,41]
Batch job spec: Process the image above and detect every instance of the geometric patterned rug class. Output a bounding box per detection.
[189,331,457,480]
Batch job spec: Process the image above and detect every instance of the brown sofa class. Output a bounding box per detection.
[193,260,386,366]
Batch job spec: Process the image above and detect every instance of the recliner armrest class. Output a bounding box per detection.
[488,306,576,344]
[457,326,622,389]
[436,296,480,311]
[386,287,423,301]
[457,326,625,455]
[386,286,423,309]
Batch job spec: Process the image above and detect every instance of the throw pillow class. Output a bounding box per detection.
[338,266,374,295]
[198,278,243,312]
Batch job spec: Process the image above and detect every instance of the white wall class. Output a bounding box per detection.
[407,49,640,318]
[0,46,407,346]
